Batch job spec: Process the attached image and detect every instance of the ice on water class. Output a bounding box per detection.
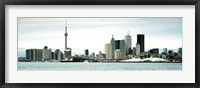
[18,62,182,71]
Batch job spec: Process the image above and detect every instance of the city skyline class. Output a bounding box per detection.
[18,17,182,56]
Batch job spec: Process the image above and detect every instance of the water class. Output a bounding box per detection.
[18,62,182,71]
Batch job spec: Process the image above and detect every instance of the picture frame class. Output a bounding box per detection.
[0,0,200,88]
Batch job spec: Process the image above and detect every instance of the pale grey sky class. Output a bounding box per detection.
[18,17,182,55]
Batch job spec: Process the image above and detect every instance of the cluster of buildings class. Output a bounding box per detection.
[99,33,182,60]
[102,33,145,59]
[20,46,64,62]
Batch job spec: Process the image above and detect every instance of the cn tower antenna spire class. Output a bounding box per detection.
[65,18,67,25]
[65,18,67,33]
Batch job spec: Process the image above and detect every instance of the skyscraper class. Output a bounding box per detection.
[29,49,34,61]
[125,31,132,55]
[58,51,63,61]
[55,49,60,60]
[105,43,111,59]
[52,52,55,59]
[137,34,145,53]
[85,49,89,56]
[28,49,43,62]
[36,49,43,61]
[136,43,140,56]
[110,35,115,59]
[42,46,52,61]
[120,40,126,58]
[132,47,136,56]
[115,40,120,49]
[114,40,126,59]
[26,49,30,60]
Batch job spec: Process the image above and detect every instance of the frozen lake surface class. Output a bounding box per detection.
[18,62,182,71]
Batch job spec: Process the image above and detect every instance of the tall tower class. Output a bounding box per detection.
[110,35,115,59]
[137,34,144,53]
[64,19,71,59]
[125,31,132,55]
[64,25,68,49]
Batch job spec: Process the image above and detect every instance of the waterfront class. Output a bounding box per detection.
[18,62,182,71]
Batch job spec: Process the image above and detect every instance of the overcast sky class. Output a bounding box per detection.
[18,17,182,55]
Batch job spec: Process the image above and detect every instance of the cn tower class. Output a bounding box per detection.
[64,23,68,49]
[64,19,71,59]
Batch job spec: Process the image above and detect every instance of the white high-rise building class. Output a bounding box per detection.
[125,31,132,55]
[42,46,52,61]
[114,49,121,59]
[136,43,140,56]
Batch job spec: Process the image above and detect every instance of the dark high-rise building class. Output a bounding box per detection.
[55,49,60,60]
[137,34,145,53]
[60,52,64,60]
[28,49,43,62]
[52,52,55,59]
[114,40,126,58]
[30,49,34,61]
[115,40,120,49]
[85,49,89,56]
[26,49,30,60]
[120,40,126,57]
